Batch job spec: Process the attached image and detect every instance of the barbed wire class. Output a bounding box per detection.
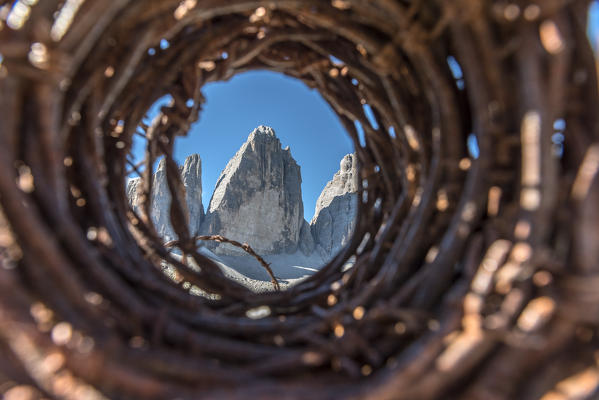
[164,235,281,291]
[0,1,598,399]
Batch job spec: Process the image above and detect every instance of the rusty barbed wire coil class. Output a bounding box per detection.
[1,1,599,399]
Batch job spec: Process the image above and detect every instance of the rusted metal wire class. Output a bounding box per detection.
[1,0,599,399]
[165,235,281,291]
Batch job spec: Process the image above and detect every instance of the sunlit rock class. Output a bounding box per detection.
[311,153,358,258]
[127,154,203,242]
[201,125,306,255]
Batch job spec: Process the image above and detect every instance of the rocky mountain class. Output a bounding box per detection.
[127,154,203,242]
[126,176,142,209]
[201,125,310,256]
[126,125,357,262]
[310,153,358,258]
[181,154,204,235]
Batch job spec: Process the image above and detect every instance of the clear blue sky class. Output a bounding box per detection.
[590,0,599,49]
[135,71,354,221]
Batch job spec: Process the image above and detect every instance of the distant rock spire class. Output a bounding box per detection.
[127,154,203,242]
[310,153,358,258]
[181,154,204,235]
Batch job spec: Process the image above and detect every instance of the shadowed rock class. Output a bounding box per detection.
[181,154,204,236]
[127,155,203,242]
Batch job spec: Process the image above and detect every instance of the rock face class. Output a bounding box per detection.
[126,177,142,209]
[126,126,358,263]
[310,153,358,258]
[298,220,315,256]
[181,154,204,236]
[127,155,203,242]
[149,159,174,240]
[201,126,308,256]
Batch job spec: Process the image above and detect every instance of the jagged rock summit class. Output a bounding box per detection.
[311,153,358,258]
[127,154,203,242]
[201,125,310,256]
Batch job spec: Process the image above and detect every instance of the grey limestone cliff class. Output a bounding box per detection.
[126,177,142,209]
[181,154,204,235]
[310,153,358,258]
[127,154,203,242]
[298,219,315,255]
[201,125,311,256]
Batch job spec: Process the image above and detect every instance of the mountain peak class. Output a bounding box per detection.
[340,153,356,172]
[201,125,306,256]
[184,153,201,164]
[312,153,358,222]
[310,153,358,257]
[249,125,276,139]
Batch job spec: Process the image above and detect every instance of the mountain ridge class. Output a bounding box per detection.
[127,125,357,262]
